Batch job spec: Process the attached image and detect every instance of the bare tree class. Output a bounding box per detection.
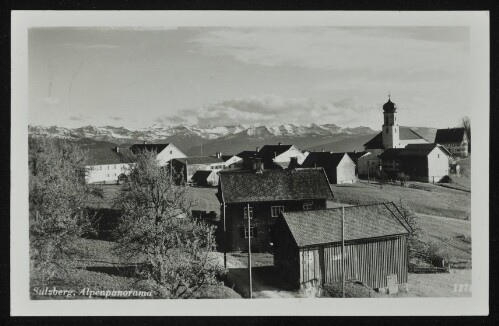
[461,116,471,152]
[114,151,224,298]
[29,137,99,283]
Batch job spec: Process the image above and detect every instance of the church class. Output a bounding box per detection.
[357,97,451,183]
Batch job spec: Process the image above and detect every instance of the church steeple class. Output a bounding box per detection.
[382,95,400,148]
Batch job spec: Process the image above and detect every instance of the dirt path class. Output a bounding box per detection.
[209,252,301,298]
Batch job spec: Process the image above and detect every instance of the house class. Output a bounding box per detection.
[171,156,225,184]
[191,170,219,187]
[301,152,356,184]
[256,144,308,169]
[217,163,334,252]
[129,142,186,166]
[214,152,244,170]
[379,143,451,183]
[434,127,469,158]
[85,147,134,184]
[357,152,379,178]
[273,203,410,291]
[346,151,369,174]
[235,150,260,170]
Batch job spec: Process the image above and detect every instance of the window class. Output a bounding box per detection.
[243,206,254,219]
[106,174,110,177]
[170,150,173,154]
[271,206,284,217]
[114,173,117,177]
[303,202,314,211]
[244,227,256,238]
[107,166,110,170]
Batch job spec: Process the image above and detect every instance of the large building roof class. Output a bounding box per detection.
[435,127,467,143]
[301,152,349,169]
[218,168,334,204]
[129,143,170,154]
[281,203,410,247]
[86,148,134,165]
[363,127,427,149]
[380,143,451,159]
[174,156,224,165]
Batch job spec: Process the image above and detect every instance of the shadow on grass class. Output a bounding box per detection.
[225,266,297,294]
[81,264,144,278]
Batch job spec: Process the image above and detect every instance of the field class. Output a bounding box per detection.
[58,176,471,299]
[331,180,471,220]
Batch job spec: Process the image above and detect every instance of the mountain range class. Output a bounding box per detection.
[28,124,437,155]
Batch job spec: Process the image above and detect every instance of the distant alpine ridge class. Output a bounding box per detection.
[29,123,376,143]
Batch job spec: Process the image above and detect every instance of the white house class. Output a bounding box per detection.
[129,142,186,166]
[379,143,451,183]
[85,147,133,184]
[257,143,308,169]
[301,151,357,184]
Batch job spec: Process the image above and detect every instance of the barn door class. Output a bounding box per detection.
[300,248,321,286]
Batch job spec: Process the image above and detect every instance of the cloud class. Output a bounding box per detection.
[61,43,120,50]
[160,94,380,128]
[69,114,89,121]
[192,27,469,74]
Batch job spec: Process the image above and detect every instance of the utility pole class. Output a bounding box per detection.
[223,201,227,269]
[342,205,345,298]
[247,203,253,299]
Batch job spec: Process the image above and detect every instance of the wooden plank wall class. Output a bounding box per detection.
[298,236,408,289]
[323,236,408,289]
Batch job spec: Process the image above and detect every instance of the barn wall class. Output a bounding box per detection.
[336,155,356,184]
[86,163,129,184]
[299,247,321,286]
[427,148,450,183]
[321,235,408,289]
[156,145,187,166]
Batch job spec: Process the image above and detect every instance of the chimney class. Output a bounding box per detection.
[143,140,147,144]
[217,152,222,158]
[116,146,120,154]
[278,142,282,146]
[322,148,324,152]
[256,147,260,152]
[253,157,264,173]
[354,150,357,153]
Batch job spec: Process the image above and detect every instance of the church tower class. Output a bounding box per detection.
[381,95,401,149]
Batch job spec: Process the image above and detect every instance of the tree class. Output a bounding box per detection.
[396,201,427,255]
[396,172,410,186]
[113,151,224,298]
[461,116,471,153]
[29,137,99,283]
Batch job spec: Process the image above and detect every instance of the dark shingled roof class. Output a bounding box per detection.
[191,170,214,184]
[235,151,259,160]
[435,128,467,143]
[257,144,297,169]
[218,168,334,204]
[301,152,348,169]
[380,143,450,159]
[129,143,170,154]
[174,156,225,165]
[363,127,427,149]
[220,155,235,162]
[282,203,410,247]
[346,151,369,164]
[86,148,134,165]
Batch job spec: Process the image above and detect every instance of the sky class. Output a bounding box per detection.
[28,27,470,130]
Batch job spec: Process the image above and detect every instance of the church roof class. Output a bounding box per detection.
[435,128,467,143]
[363,127,427,150]
[383,98,397,113]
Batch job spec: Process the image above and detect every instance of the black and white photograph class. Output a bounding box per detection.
[11,11,489,316]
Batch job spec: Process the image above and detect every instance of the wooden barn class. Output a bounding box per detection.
[217,162,334,252]
[301,152,356,184]
[274,203,410,290]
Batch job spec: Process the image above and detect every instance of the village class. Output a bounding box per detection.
[77,97,472,299]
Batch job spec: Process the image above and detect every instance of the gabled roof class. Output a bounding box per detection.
[435,128,467,143]
[258,144,300,169]
[191,170,215,183]
[364,127,427,149]
[235,151,259,160]
[281,203,410,247]
[346,151,369,164]
[86,148,134,165]
[129,143,170,154]
[380,143,451,159]
[218,168,334,204]
[301,152,349,169]
[220,155,237,162]
[174,156,225,165]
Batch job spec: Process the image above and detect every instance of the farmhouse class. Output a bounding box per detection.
[129,142,186,166]
[273,203,410,291]
[301,152,356,184]
[217,163,334,252]
[257,144,308,169]
[215,152,244,170]
[379,143,451,183]
[171,156,225,184]
[434,127,469,158]
[85,147,134,184]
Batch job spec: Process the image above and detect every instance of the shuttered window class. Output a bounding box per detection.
[243,206,253,219]
[271,206,284,217]
[243,227,256,238]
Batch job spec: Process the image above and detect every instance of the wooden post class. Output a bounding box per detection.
[342,205,345,298]
[223,201,227,269]
[247,203,253,299]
